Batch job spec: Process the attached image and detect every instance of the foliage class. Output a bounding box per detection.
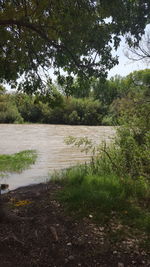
[90,74,134,124]
[0,150,37,173]
[52,166,150,233]
[101,114,115,126]
[60,70,150,231]
[36,83,64,108]
[105,69,150,124]
[0,94,23,123]
[113,77,150,179]
[125,28,150,64]
[0,91,106,125]
[122,68,150,89]
[57,76,92,98]
[15,94,45,123]
[0,84,6,95]
[68,111,80,125]
[92,77,120,105]
[38,97,104,125]
[65,95,150,180]
[0,69,149,127]
[0,1,150,92]
[115,127,150,179]
[62,98,103,125]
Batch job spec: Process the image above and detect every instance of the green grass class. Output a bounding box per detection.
[0,150,37,173]
[52,165,150,234]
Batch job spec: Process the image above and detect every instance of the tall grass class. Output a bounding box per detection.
[52,159,150,234]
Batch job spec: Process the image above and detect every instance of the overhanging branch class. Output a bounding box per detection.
[0,19,87,75]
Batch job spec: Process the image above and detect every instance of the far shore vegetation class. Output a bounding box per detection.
[1,69,150,126]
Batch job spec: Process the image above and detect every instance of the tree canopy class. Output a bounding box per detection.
[125,28,150,64]
[0,0,150,93]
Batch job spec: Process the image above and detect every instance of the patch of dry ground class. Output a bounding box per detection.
[0,182,149,267]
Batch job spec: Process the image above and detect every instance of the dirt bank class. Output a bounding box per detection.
[0,182,149,267]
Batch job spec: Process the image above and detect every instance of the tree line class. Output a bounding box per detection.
[0,69,149,126]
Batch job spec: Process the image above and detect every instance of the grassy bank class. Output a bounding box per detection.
[0,150,37,173]
[52,164,150,253]
[52,166,150,235]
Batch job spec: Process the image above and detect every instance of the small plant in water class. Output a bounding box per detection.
[0,150,37,173]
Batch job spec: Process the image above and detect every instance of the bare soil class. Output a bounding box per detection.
[0,182,149,267]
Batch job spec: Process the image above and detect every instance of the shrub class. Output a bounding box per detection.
[68,111,80,125]
[101,115,114,125]
[63,97,103,125]
[0,95,23,123]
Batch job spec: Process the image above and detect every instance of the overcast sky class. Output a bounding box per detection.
[108,42,148,78]
[108,24,150,78]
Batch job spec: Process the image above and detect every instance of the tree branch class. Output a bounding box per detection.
[0,19,94,77]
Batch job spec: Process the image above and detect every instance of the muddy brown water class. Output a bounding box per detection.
[0,124,116,190]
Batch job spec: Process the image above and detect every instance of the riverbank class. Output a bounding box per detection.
[0,124,115,190]
[0,182,149,267]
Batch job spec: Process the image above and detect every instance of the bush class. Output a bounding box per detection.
[101,115,114,125]
[114,126,150,179]
[16,94,41,122]
[48,106,65,124]
[68,111,80,125]
[0,95,23,123]
[63,97,103,125]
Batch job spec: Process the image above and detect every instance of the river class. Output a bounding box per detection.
[0,124,116,190]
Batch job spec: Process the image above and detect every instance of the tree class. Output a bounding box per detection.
[125,69,150,89]
[92,77,119,105]
[57,76,92,98]
[125,29,150,64]
[0,0,150,93]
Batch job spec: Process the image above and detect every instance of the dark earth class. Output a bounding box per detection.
[0,182,149,267]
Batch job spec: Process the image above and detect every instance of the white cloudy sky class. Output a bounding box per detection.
[108,41,148,78]
[108,24,150,78]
